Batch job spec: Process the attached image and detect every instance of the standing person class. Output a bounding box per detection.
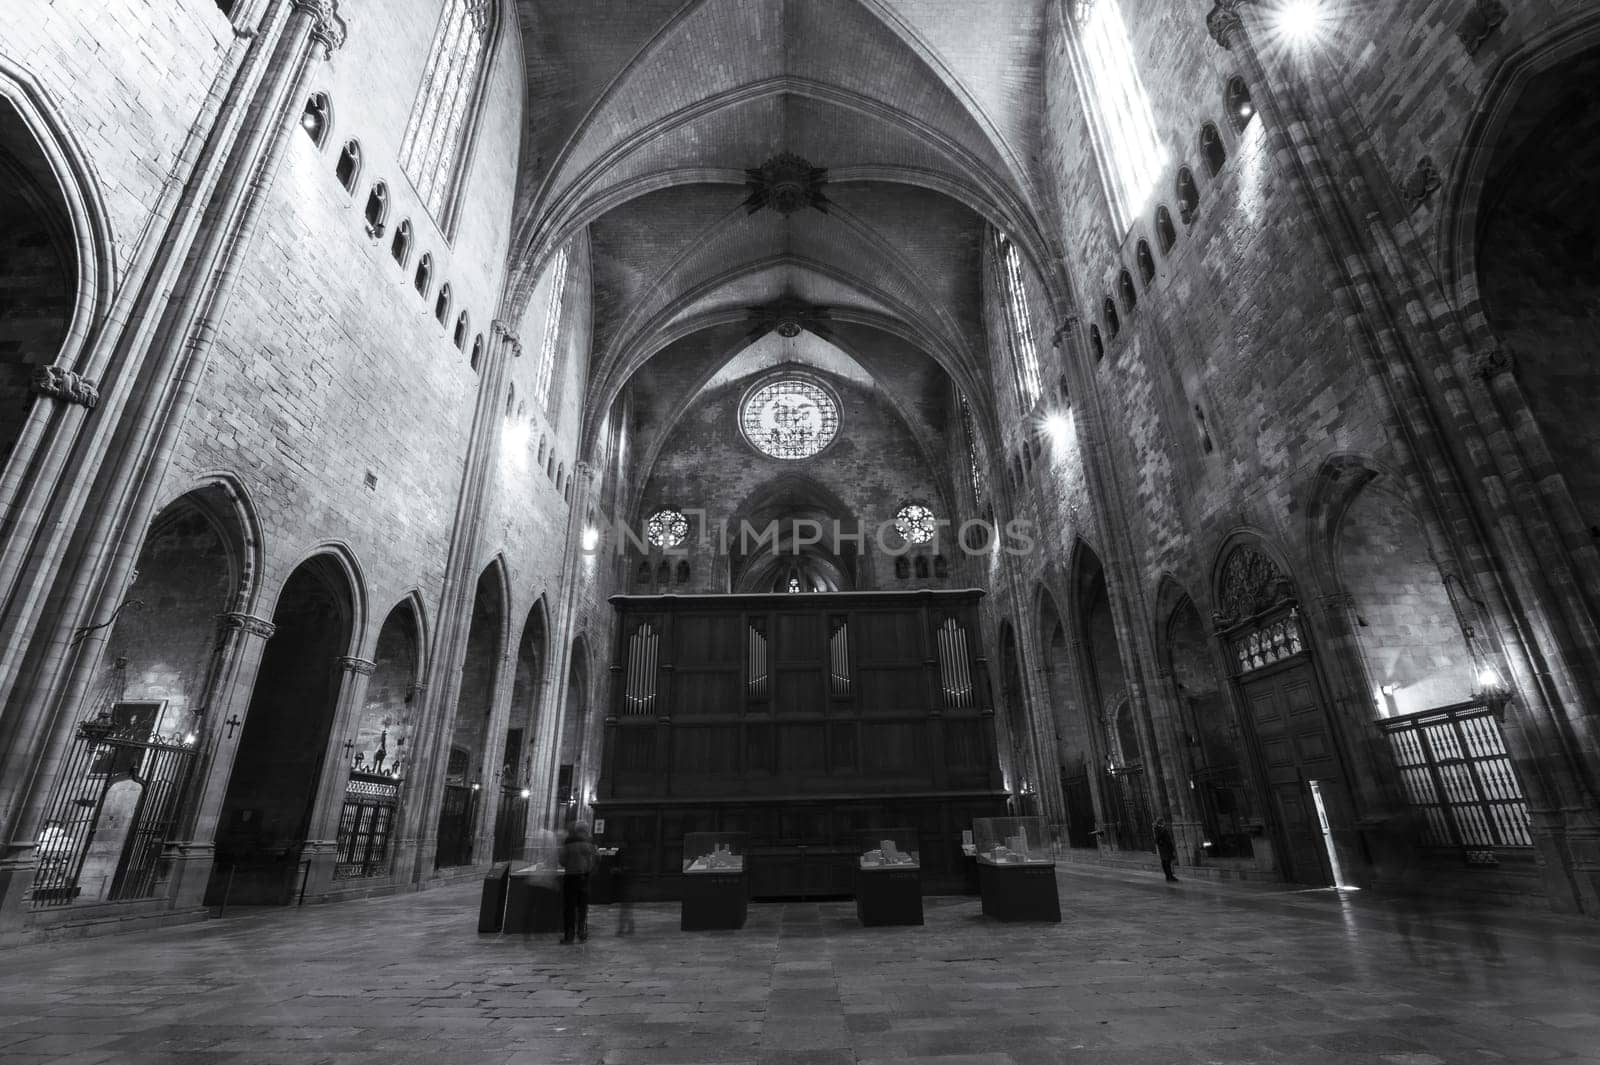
[613,846,635,936]
[558,821,598,943]
[1153,818,1178,882]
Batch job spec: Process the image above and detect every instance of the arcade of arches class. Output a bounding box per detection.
[4,0,1600,960]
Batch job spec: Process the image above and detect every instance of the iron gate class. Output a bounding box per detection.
[334,772,400,879]
[32,714,197,908]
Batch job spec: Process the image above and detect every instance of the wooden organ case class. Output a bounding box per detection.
[595,590,1007,899]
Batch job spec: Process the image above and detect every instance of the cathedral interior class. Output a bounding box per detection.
[3,0,1600,1061]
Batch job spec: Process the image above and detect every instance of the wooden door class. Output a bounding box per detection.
[1240,661,1343,885]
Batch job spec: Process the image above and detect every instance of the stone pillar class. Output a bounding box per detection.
[300,655,376,899]
[163,611,279,912]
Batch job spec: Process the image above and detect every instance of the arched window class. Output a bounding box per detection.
[959,393,985,506]
[1177,167,1201,223]
[454,310,469,349]
[1136,239,1156,285]
[506,383,515,417]
[1118,269,1138,312]
[915,556,931,579]
[557,462,565,487]
[414,253,432,298]
[537,435,547,464]
[336,139,361,192]
[470,334,483,372]
[636,561,652,586]
[364,182,388,238]
[301,92,331,148]
[1201,123,1227,176]
[547,455,555,479]
[1226,76,1255,132]
[1155,206,1177,253]
[435,282,451,324]
[675,560,690,584]
[1090,324,1105,362]
[563,478,573,503]
[1071,0,1167,232]
[895,556,910,579]
[400,0,497,227]
[534,247,570,408]
[994,231,1042,409]
[1104,297,1120,338]
[391,219,412,266]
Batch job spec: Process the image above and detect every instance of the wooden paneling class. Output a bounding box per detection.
[599,591,1005,900]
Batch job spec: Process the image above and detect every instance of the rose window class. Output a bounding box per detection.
[740,376,840,460]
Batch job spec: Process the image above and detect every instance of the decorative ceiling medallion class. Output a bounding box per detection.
[739,374,841,461]
[743,153,830,216]
[747,299,833,342]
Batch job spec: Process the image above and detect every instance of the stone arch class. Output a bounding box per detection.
[1314,465,1477,717]
[492,595,548,860]
[206,552,357,904]
[95,480,261,749]
[1154,575,1261,861]
[353,596,425,780]
[275,540,368,656]
[1445,23,1600,534]
[0,64,115,471]
[1037,584,1096,848]
[435,558,509,867]
[1072,539,1149,851]
[996,619,1036,813]
[557,634,592,824]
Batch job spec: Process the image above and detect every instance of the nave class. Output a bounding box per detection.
[1,866,1596,1065]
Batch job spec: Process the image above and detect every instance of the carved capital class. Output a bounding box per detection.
[1206,0,1248,50]
[292,0,347,59]
[31,366,99,409]
[337,656,377,675]
[491,318,522,356]
[220,611,276,640]
[1472,346,1514,381]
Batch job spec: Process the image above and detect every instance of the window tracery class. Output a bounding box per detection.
[399,0,495,225]
[739,375,840,460]
[995,232,1042,409]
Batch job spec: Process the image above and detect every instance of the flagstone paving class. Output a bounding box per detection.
[1,864,1597,1065]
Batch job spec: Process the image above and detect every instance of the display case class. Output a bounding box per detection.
[683,831,746,873]
[971,817,1052,865]
[855,828,923,926]
[971,817,1059,922]
[857,828,920,870]
[503,841,563,934]
[680,831,748,930]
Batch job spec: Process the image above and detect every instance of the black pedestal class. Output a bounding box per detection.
[478,864,511,932]
[855,867,924,926]
[977,860,1061,922]
[680,871,748,930]
[591,853,619,905]
[503,875,563,934]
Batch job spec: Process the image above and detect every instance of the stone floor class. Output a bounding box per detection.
[1,864,1598,1065]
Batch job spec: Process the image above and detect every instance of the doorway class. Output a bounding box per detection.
[1239,658,1347,886]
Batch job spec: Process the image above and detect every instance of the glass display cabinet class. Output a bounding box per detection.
[503,838,563,934]
[680,831,748,930]
[971,816,1059,922]
[855,828,923,926]
[682,831,746,873]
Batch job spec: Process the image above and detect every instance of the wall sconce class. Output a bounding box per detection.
[519,788,531,799]
[1473,664,1512,713]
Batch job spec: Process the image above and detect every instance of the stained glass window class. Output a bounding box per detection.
[1072,0,1167,233]
[895,504,937,545]
[534,247,569,409]
[646,509,688,549]
[399,0,495,225]
[739,376,840,460]
[960,393,985,505]
[995,233,1042,409]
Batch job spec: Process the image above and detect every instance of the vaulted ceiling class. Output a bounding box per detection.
[506,0,1060,492]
